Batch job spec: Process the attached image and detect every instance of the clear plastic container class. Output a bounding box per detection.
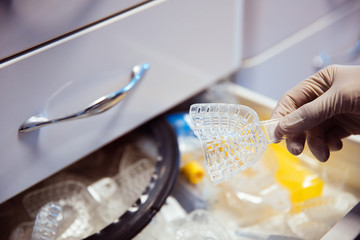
[22,180,93,218]
[9,222,34,240]
[174,209,231,240]
[286,192,358,239]
[22,180,95,239]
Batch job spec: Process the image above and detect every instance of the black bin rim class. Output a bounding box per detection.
[84,116,179,240]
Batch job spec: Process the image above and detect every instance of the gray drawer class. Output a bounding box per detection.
[0,0,149,60]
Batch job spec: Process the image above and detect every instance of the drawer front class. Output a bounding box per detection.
[242,0,350,58]
[237,0,360,100]
[0,0,242,203]
[0,0,149,60]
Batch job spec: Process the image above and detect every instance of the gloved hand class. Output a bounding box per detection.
[271,65,360,162]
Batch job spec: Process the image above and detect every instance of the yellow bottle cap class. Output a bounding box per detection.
[181,161,205,184]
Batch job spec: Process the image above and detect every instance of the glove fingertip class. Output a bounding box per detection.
[308,137,330,162]
[285,133,306,156]
[318,152,330,162]
[287,141,304,156]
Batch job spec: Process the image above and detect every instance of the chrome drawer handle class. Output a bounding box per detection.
[19,63,149,133]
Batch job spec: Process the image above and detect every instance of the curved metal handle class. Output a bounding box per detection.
[19,63,150,133]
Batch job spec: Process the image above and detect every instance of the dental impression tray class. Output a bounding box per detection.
[189,103,280,184]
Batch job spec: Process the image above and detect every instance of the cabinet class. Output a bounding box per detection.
[0,0,243,203]
[237,0,360,100]
[242,0,350,58]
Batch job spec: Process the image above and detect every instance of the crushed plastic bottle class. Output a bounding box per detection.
[31,202,63,240]
[175,209,231,240]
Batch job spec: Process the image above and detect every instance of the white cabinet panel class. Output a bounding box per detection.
[0,0,242,203]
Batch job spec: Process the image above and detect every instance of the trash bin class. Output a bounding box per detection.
[2,116,179,240]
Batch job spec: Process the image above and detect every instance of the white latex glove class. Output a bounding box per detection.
[271,65,360,162]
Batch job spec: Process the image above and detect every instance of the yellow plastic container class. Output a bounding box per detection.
[270,144,324,207]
